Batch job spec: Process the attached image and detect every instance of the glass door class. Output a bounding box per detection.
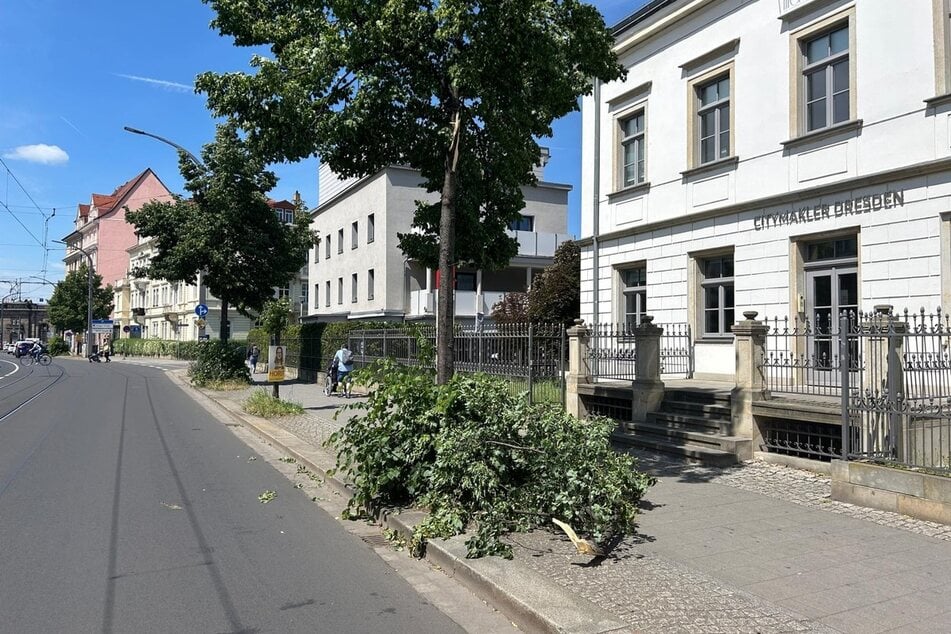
[806,266,857,381]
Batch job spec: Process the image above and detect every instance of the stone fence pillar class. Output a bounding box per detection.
[630,315,665,424]
[860,305,907,460]
[566,319,592,418]
[731,311,769,458]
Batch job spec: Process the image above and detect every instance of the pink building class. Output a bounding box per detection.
[62,169,173,307]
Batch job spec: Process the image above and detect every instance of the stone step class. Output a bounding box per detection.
[625,420,748,453]
[659,399,732,418]
[663,388,732,407]
[647,411,730,435]
[611,428,740,467]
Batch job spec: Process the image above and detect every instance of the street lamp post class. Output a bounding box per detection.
[124,125,217,341]
[123,126,205,170]
[54,241,95,358]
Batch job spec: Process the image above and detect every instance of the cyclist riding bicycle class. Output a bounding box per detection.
[333,343,355,398]
[29,340,43,361]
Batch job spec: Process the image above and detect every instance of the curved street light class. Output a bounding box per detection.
[123,126,211,339]
[123,126,205,170]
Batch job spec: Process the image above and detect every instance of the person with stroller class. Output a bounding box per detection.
[333,343,355,398]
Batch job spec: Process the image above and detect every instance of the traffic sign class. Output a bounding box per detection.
[195,303,209,317]
[91,319,114,334]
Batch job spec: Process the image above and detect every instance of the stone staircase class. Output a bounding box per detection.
[612,388,750,466]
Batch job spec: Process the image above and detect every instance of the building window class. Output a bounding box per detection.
[314,239,320,264]
[325,281,330,307]
[368,269,375,300]
[314,283,319,309]
[619,110,646,187]
[337,228,344,254]
[802,25,850,132]
[352,221,359,249]
[301,284,308,309]
[367,213,375,243]
[276,286,290,299]
[351,273,358,303]
[699,254,734,337]
[337,277,343,305]
[456,272,477,292]
[620,266,647,328]
[508,215,534,232]
[697,75,730,164]
[325,237,331,260]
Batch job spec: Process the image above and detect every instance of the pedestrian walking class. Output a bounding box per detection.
[249,344,260,373]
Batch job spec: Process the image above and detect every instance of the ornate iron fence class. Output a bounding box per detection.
[588,322,692,381]
[761,308,951,471]
[348,323,566,406]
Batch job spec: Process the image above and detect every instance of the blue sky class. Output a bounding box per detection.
[0,0,642,301]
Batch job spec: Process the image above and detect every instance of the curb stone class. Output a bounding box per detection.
[166,370,631,634]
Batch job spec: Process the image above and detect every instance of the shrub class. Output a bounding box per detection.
[46,336,69,356]
[243,389,304,417]
[187,340,251,387]
[327,360,655,559]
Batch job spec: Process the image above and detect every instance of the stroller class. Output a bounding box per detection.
[323,357,339,396]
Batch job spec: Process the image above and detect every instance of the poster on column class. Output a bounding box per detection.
[267,345,286,382]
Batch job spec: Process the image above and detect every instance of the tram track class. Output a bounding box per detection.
[0,362,67,424]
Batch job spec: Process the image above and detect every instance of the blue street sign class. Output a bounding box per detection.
[195,303,209,317]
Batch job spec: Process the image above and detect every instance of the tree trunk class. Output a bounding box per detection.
[272,330,280,399]
[220,298,229,343]
[436,107,463,385]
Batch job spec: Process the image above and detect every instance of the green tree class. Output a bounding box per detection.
[197,0,624,382]
[47,264,114,335]
[528,241,580,326]
[490,292,529,324]
[126,122,313,342]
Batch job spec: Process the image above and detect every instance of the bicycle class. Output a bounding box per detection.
[20,352,52,366]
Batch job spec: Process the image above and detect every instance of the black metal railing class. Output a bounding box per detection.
[588,322,692,381]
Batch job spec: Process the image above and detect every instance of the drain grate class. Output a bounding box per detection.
[360,534,391,548]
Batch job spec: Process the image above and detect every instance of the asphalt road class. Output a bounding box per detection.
[0,357,464,633]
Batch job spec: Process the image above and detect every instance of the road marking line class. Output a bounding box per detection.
[0,358,19,379]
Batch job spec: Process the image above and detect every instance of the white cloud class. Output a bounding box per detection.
[116,73,193,93]
[2,144,69,165]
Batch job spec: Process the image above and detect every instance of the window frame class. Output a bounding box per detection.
[686,62,735,169]
[351,221,359,250]
[617,264,648,329]
[368,268,375,301]
[696,74,731,165]
[325,236,331,260]
[367,213,375,243]
[617,108,647,189]
[337,277,343,305]
[801,25,850,133]
[351,273,358,303]
[337,228,344,255]
[695,251,735,339]
[508,215,535,232]
[325,281,330,307]
[314,283,319,309]
[789,8,856,138]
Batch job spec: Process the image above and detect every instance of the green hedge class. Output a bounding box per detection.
[112,338,247,360]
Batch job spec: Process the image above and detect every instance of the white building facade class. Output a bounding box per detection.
[581,0,951,380]
[307,160,572,322]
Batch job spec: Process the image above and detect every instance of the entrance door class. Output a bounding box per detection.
[806,266,857,378]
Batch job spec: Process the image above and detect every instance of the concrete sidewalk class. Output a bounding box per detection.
[178,370,951,633]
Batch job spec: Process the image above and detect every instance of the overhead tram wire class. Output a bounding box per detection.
[0,157,59,277]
